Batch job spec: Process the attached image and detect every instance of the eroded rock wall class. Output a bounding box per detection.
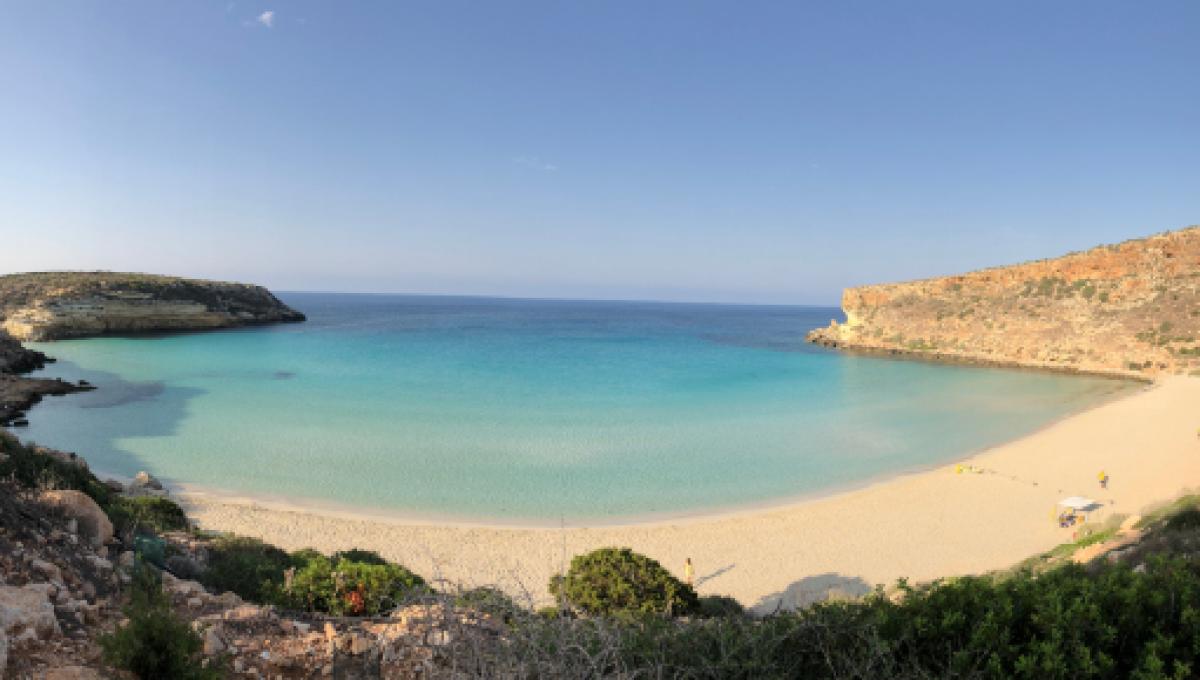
[0,273,304,341]
[808,226,1200,378]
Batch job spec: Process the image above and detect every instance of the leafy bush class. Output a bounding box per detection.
[462,555,1200,679]
[549,547,699,617]
[275,550,426,616]
[100,563,222,679]
[0,434,113,506]
[1165,508,1200,532]
[200,536,292,602]
[455,586,522,621]
[108,496,190,536]
[331,548,389,566]
[697,594,746,618]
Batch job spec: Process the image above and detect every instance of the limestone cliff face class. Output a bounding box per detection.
[808,226,1200,378]
[0,273,305,341]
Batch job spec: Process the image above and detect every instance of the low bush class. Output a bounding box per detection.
[455,586,522,622]
[331,548,389,566]
[100,562,222,679]
[549,547,699,617]
[455,555,1200,678]
[0,434,113,506]
[200,536,292,603]
[274,550,426,616]
[1165,508,1200,532]
[108,495,190,536]
[697,594,746,618]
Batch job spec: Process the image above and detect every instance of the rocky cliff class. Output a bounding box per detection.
[0,272,305,341]
[0,330,47,374]
[808,226,1200,378]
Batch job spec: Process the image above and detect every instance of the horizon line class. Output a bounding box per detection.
[274,289,842,309]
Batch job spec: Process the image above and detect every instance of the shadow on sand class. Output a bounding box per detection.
[753,572,873,615]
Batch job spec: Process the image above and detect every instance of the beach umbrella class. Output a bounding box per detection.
[1057,496,1098,511]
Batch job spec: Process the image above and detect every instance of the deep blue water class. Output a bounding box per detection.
[20,293,1133,523]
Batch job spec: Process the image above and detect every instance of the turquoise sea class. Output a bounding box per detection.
[22,293,1133,524]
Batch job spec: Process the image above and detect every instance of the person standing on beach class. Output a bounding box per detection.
[684,558,695,587]
[1099,470,1109,490]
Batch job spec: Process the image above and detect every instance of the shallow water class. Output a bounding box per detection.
[21,293,1134,522]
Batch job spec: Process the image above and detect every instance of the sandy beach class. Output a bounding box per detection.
[177,376,1200,613]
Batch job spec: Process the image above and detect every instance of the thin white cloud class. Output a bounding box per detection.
[257,10,275,28]
[513,156,559,172]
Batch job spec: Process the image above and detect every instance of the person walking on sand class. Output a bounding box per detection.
[684,558,695,587]
[1099,470,1109,490]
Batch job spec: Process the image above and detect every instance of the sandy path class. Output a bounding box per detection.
[178,376,1200,612]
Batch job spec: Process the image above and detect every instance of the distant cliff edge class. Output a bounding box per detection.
[808,226,1200,378]
[0,272,305,342]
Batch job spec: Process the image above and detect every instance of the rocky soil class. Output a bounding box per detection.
[0,272,305,342]
[809,225,1200,378]
[0,440,506,679]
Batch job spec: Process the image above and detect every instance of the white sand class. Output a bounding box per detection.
[178,376,1200,612]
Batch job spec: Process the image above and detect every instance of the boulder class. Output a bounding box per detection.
[132,470,163,491]
[203,627,226,656]
[38,490,113,547]
[0,584,62,642]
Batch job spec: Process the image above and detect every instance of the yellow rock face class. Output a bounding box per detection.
[809,226,1200,378]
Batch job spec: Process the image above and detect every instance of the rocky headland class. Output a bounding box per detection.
[0,272,304,427]
[0,272,305,342]
[808,226,1200,378]
[0,332,90,428]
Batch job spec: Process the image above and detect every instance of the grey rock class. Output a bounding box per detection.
[0,583,62,641]
[204,627,227,656]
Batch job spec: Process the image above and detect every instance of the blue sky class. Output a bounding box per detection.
[1,2,1196,304]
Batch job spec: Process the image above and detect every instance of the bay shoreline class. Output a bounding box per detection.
[166,376,1200,612]
[7,324,1197,612]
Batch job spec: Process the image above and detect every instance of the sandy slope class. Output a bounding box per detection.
[179,376,1200,612]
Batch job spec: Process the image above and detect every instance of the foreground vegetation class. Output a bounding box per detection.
[5,431,1200,678]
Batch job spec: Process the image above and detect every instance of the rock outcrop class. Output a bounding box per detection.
[0,331,47,374]
[0,272,305,341]
[808,226,1200,378]
[37,491,114,548]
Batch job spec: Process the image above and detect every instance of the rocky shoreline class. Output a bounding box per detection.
[0,332,93,428]
[0,272,305,429]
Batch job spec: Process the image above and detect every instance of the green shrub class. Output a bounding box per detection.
[549,547,699,617]
[697,595,746,618]
[108,496,190,536]
[200,536,292,602]
[1165,508,1200,532]
[493,556,1200,678]
[100,563,222,679]
[331,548,388,565]
[275,551,426,616]
[0,435,113,507]
[455,586,522,621]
